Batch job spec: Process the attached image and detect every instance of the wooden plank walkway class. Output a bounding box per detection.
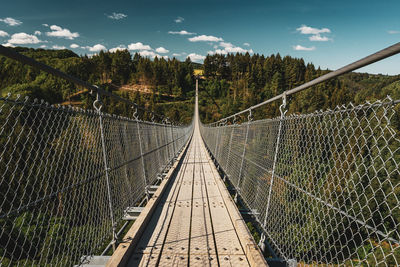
[107,85,267,267]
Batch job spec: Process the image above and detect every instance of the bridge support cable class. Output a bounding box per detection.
[199,42,400,265]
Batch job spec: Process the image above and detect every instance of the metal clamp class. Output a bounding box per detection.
[279,92,288,118]
[132,107,139,121]
[248,109,253,122]
[93,92,103,112]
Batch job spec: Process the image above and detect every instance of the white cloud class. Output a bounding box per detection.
[219,42,233,48]
[106,12,127,20]
[40,45,47,48]
[208,49,226,55]
[2,43,14,47]
[309,34,330,41]
[52,45,66,50]
[188,35,223,42]
[156,47,169,53]
[187,53,205,62]
[42,23,49,27]
[83,44,107,52]
[128,42,152,50]
[7,32,42,44]
[46,25,79,40]
[208,42,253,55]
[172,52,187,57]
[296,25,331,35]
[296,25,332,42]
[293,45,316,51]
[226,46,252,53]
[175,16,184,23]
[388,30,399,34]
[0,30,9,37]
[0,17,22,26]
[34,31,41,36]
[138,50,159,58]
[70,43,79,49]
[243,42,250,46]
[109,45,127,52]
[168,30,195,35]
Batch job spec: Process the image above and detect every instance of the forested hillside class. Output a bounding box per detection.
[0,47,399,124]
[199,53,400,123]
[0,47,197,123]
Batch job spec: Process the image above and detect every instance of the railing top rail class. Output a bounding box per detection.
[0,45,172,123]
[213,42,400,124]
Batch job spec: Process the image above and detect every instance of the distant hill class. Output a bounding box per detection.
[0,47,398,124]
[198,53,400,123]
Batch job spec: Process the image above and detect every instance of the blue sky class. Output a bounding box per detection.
[1,0,399,74]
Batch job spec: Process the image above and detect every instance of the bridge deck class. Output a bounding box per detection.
[107,88,266,267]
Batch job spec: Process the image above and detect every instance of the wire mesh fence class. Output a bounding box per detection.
[0,94,193,266]
[200,96,400,266]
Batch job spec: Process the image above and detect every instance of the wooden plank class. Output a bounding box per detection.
[106,135,192,267]
[189,138,218,267]
[201,154,246,258]
[157,253,188,266]
[157,143,195,265]
[202,138,268,267]
[218,255,249,267]
[127,140,195,265]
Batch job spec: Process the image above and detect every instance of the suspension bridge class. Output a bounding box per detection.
[0,42,400,267]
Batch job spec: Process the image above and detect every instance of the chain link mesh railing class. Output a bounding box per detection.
[200,97,400,266]
[0,94,193,266]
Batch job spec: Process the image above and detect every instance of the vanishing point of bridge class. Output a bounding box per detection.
[106,83,266,266]
[1,43,400,267]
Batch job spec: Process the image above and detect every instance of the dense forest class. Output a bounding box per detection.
[1,47,399,124]
[199,53,400,123]
[0,47,197,123]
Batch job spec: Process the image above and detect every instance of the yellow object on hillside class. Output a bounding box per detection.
[194,69,204,76]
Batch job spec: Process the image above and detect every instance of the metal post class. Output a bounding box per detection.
[122,121,134,202]
[215,122,221,159]
[93,92,117,251]
[168,119,176,157]
[162,118,171,161]
[225,116,236,173]
[214,121,223,169]
[133,108,150,201]
[152,116,162,178]
[216,119,227,163]
[262,94,287,228]
[235,110,252,203]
